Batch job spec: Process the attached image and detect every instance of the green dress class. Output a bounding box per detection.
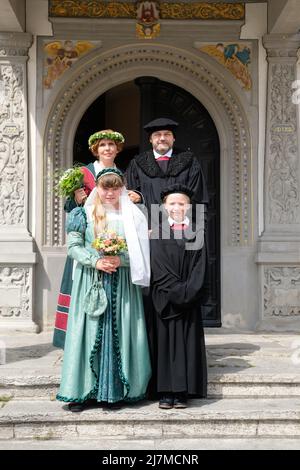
[56,207,151,404]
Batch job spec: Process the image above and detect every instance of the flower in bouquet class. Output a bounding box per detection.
[91,230,127,256]
[54,165,84,198]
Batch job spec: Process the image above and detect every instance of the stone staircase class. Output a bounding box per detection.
[1,331,300,449]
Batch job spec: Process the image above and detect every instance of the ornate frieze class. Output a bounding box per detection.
[0,266,32,319]
[43,44,252,247]
[49,1,245,20]
[0,33,32,57]
[49,0,135,18]
[264,267,300,318]
[0,64,26,226]
[0,48,28,57]
[160,2,244,20]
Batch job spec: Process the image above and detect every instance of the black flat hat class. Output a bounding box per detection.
[144,118,178,135]
[161,183,194,202]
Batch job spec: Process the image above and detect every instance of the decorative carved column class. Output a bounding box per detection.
[257,34,300,330]
[0,32,37,332]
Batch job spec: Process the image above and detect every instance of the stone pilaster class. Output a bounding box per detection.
[257,34,300,331]
[0,32,37,332]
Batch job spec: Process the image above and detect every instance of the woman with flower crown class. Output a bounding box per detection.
[56,168,151,411]
[53,130,140,348]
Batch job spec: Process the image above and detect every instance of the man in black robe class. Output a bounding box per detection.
[149,184,207,409]
[125,117,209,217]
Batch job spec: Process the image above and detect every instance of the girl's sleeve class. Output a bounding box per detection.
[119,251,130,267]
[66,208,99,268]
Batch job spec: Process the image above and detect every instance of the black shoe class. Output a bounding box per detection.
[68,399,98,412]
[106,401,122,410]
[173,394,187,409]
[159,395,174,409]
[84,399,98,409]
[68,402,84,412]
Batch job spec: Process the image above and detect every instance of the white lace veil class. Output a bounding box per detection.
[85,184,150,287]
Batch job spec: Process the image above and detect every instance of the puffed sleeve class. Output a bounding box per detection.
[66,208,99,268]
[66,207,87,234]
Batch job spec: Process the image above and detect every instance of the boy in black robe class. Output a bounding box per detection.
[149,183,207,409]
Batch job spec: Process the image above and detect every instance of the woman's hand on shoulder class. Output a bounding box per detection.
[74,188,87,205]
[127,190,141,204]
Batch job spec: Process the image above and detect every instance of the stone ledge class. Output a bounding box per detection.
[1,437,300,450]
[1,398,300,439]
[2,398,300,422]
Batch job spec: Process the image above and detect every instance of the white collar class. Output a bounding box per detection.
[93,160,116,174]
[153,149,173,159]
[168,216,190,226]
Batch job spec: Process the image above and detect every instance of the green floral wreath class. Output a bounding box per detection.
[88,131,125,147]
[95,167,124,182]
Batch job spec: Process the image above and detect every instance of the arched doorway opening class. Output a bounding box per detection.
[73,77,221,326]
[73,80,140,171]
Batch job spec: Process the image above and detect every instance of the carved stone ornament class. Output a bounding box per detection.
[0,64,26,226]
[267,63,300,225]
[264,267,300,318]
[136,1,161,40]
[43,44,252,247]
[0,267,32,319]
[49,1,245,20]
[264,35,300,226]
[0,32,32,57]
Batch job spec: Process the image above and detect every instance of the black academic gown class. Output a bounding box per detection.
[126,150,208,398]
[125,150,209,216]
[149,220,207,398]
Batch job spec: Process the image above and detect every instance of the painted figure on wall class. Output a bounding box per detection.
[43,40,94,89]
[136,1,160,39]
[201,42,252,91]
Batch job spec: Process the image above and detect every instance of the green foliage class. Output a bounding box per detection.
[88,131,125,147]
[54,166,84,198]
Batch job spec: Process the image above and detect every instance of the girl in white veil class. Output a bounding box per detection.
[57,168,151,411]
[85,169,150,287]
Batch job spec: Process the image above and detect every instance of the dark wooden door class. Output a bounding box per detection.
[136,77,221,327]
[74,78,221,326]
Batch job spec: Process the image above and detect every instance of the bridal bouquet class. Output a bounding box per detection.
[54,165,84,198]
[92,230,127,256]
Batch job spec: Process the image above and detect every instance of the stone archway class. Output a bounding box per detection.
[43,43,253,249]
[40,42,258,330]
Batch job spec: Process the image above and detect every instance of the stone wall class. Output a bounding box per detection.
[0,32,37,332]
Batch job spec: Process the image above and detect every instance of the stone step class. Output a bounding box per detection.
[1,398,300,440]
[2,437,300,450]
[1,332,300,400]
[1,372,300,399]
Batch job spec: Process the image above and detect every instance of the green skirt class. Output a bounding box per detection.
[57,264,151,404]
